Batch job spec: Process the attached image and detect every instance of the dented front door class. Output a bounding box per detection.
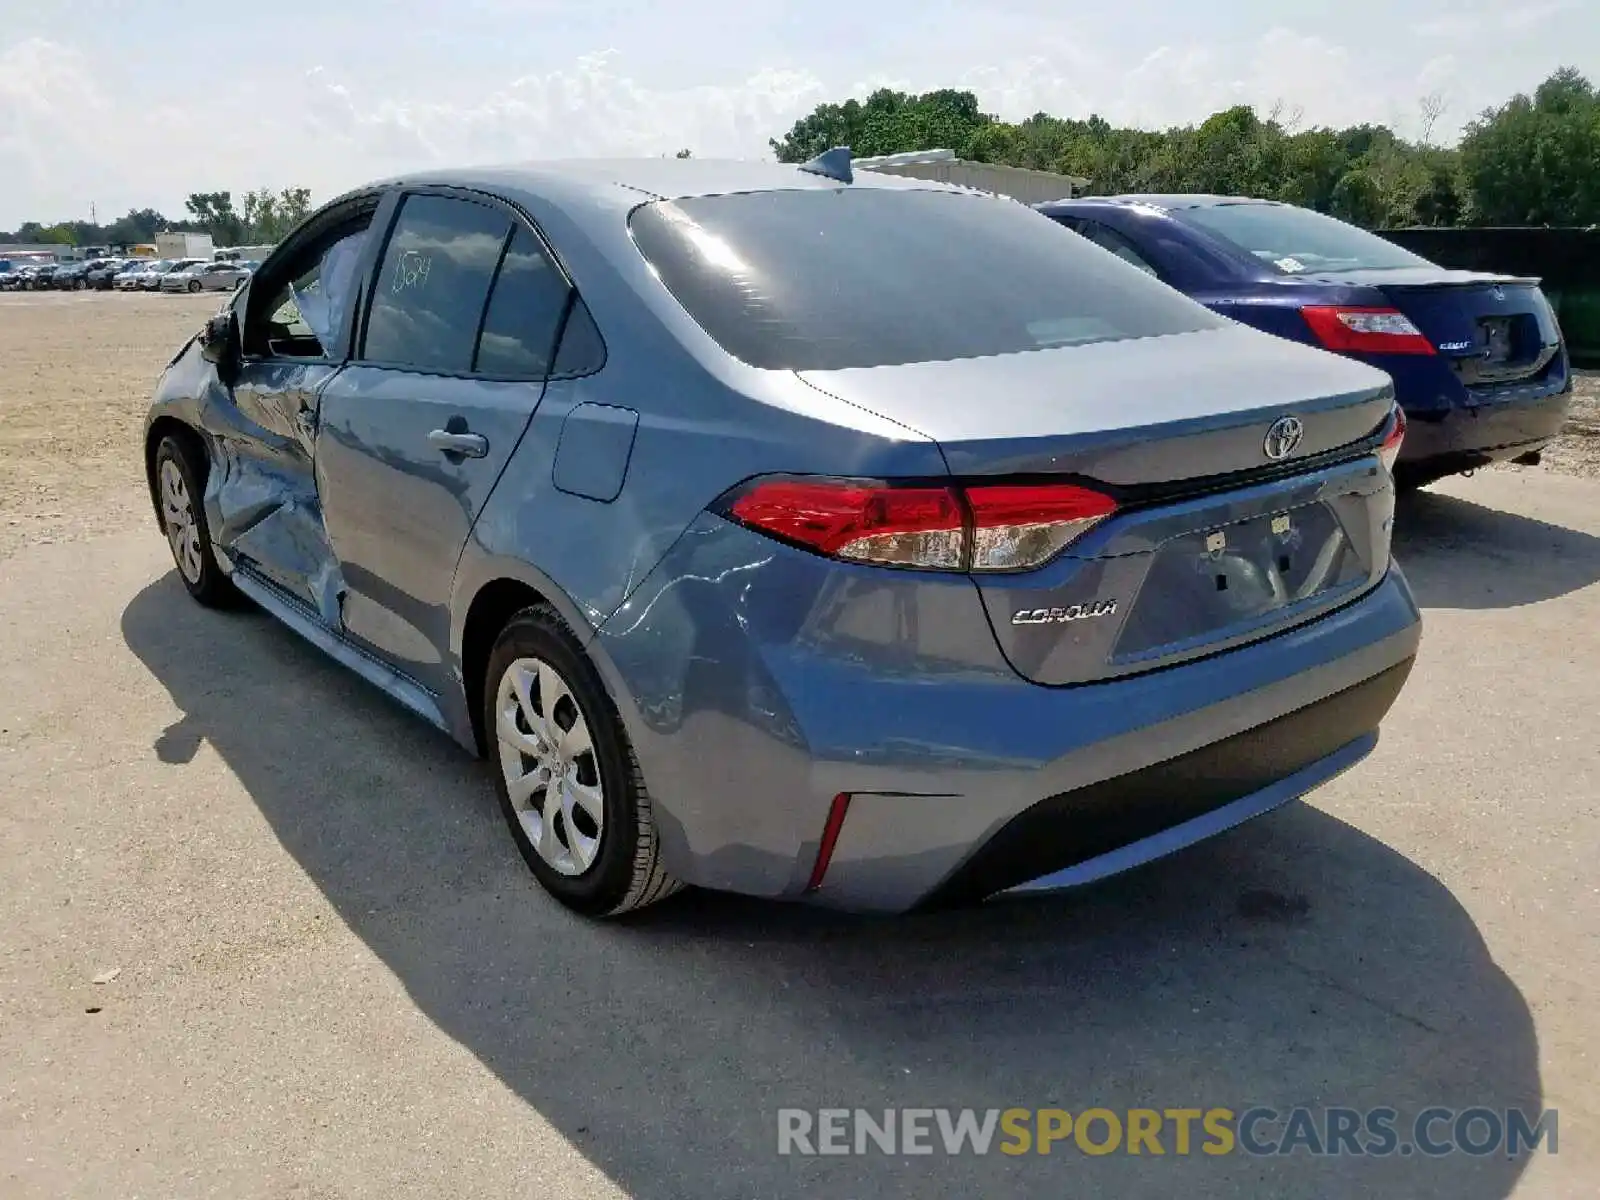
[208,358,346,624]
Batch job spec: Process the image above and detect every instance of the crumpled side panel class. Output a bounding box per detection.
[203,359,347,627]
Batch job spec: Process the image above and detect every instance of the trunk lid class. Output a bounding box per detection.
[798,324,1392,483]
[1305,267,1564,388]
[798,323,1397,686]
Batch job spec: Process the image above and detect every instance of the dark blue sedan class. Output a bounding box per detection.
[1037,195,1573,488]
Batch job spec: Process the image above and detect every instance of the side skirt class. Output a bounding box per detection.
[230,563,449,734]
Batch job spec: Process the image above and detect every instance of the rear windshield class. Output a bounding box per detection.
[629,189,1224,371]
[1176,203,1432,275]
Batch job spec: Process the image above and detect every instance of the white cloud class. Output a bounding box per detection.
[0,21,1571,228]
[293,50,830,167]
[1413,0,1575,38]
[0,40,834,227]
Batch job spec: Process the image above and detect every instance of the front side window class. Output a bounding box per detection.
[629,189,1223,371]
[245,210,374,359]
[1176,202,1433,275]
[363,194,512,374]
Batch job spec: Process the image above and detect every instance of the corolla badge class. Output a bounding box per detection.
[1263,415,1305,461]
[1490,285,1505,301]
[1011,600,1119,625]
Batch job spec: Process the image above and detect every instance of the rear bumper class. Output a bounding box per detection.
[929,657,1410,907]
[1399,390,1571,470]
[596,512,1423,913]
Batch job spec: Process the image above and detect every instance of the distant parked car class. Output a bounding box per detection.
[29,264,60,290]
[140,259,201,291]
[161,260,251,293]
[114,262,159,291]
[52,261,94,290]
[1037,195,1573,489]
[87,259,127,289]
[0,266,34,291]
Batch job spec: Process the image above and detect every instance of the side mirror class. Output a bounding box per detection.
[198,310,240,383]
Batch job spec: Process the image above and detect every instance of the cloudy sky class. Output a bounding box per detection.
[1,0,1593,229]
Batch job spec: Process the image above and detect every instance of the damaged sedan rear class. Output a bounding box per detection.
[142,154,1420,917]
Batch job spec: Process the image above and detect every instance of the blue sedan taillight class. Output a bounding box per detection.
[721,476,1118,572]
[1301,306,1436,356]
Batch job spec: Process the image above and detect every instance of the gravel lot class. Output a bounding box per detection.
[1,293,1596,1198]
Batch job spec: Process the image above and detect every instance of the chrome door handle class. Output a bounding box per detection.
[427,429,489,458]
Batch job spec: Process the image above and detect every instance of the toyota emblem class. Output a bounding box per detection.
[1263,416,1305,460]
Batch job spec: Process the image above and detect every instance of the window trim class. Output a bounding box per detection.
[349,183,607,384]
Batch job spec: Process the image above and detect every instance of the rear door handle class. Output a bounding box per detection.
[427,429,489,458]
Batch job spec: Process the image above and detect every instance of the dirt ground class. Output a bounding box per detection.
[0,290,1596,562]
[0,291,220,559]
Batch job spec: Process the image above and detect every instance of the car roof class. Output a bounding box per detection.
[360,156,973,216]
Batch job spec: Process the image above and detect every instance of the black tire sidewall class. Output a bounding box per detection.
[155,436,234,606]
[484,608,641,916]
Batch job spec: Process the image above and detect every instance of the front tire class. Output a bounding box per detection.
[187,279,201,293]
[154,435,239,607]
[484,606,682,917]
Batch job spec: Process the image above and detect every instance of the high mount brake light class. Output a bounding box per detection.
[1379,408,1406,474]
[723,477,1119,571]
[1301,306,1436,356]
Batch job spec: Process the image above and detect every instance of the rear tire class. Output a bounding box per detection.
[484,605,682,917]
[154,435,240,608]
[187,279,201,293]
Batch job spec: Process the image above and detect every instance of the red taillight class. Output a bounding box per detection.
[1379,407,1406,473]
[965,483,1118,571]
[1301,306,1436,356]
[724,477,1119,571]
[727,479,965,568]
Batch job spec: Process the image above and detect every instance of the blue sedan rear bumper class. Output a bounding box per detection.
[595,514,1422,913]
[1398,389,1570,474]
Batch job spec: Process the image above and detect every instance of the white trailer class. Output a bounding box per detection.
[854,149,1090,204]
[156,232,216,260]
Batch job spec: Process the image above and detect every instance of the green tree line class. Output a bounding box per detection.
[1,187,313,248]
[770,67,1600,228]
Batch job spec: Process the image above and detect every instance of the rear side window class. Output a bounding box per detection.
[552,296,605,376]
[474,227,573,376]
[628,189,1223,371]
[1177,203,1433,275]
[364,194,512,373]
[1076,221,1161,277]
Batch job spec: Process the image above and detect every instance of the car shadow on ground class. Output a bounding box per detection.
[1393,487,1600,608]
[123,574,1540,1199]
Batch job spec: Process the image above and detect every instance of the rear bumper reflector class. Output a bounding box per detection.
[805,793,854,892]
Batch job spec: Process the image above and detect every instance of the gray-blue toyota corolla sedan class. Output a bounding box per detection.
[143,153,1421,917]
